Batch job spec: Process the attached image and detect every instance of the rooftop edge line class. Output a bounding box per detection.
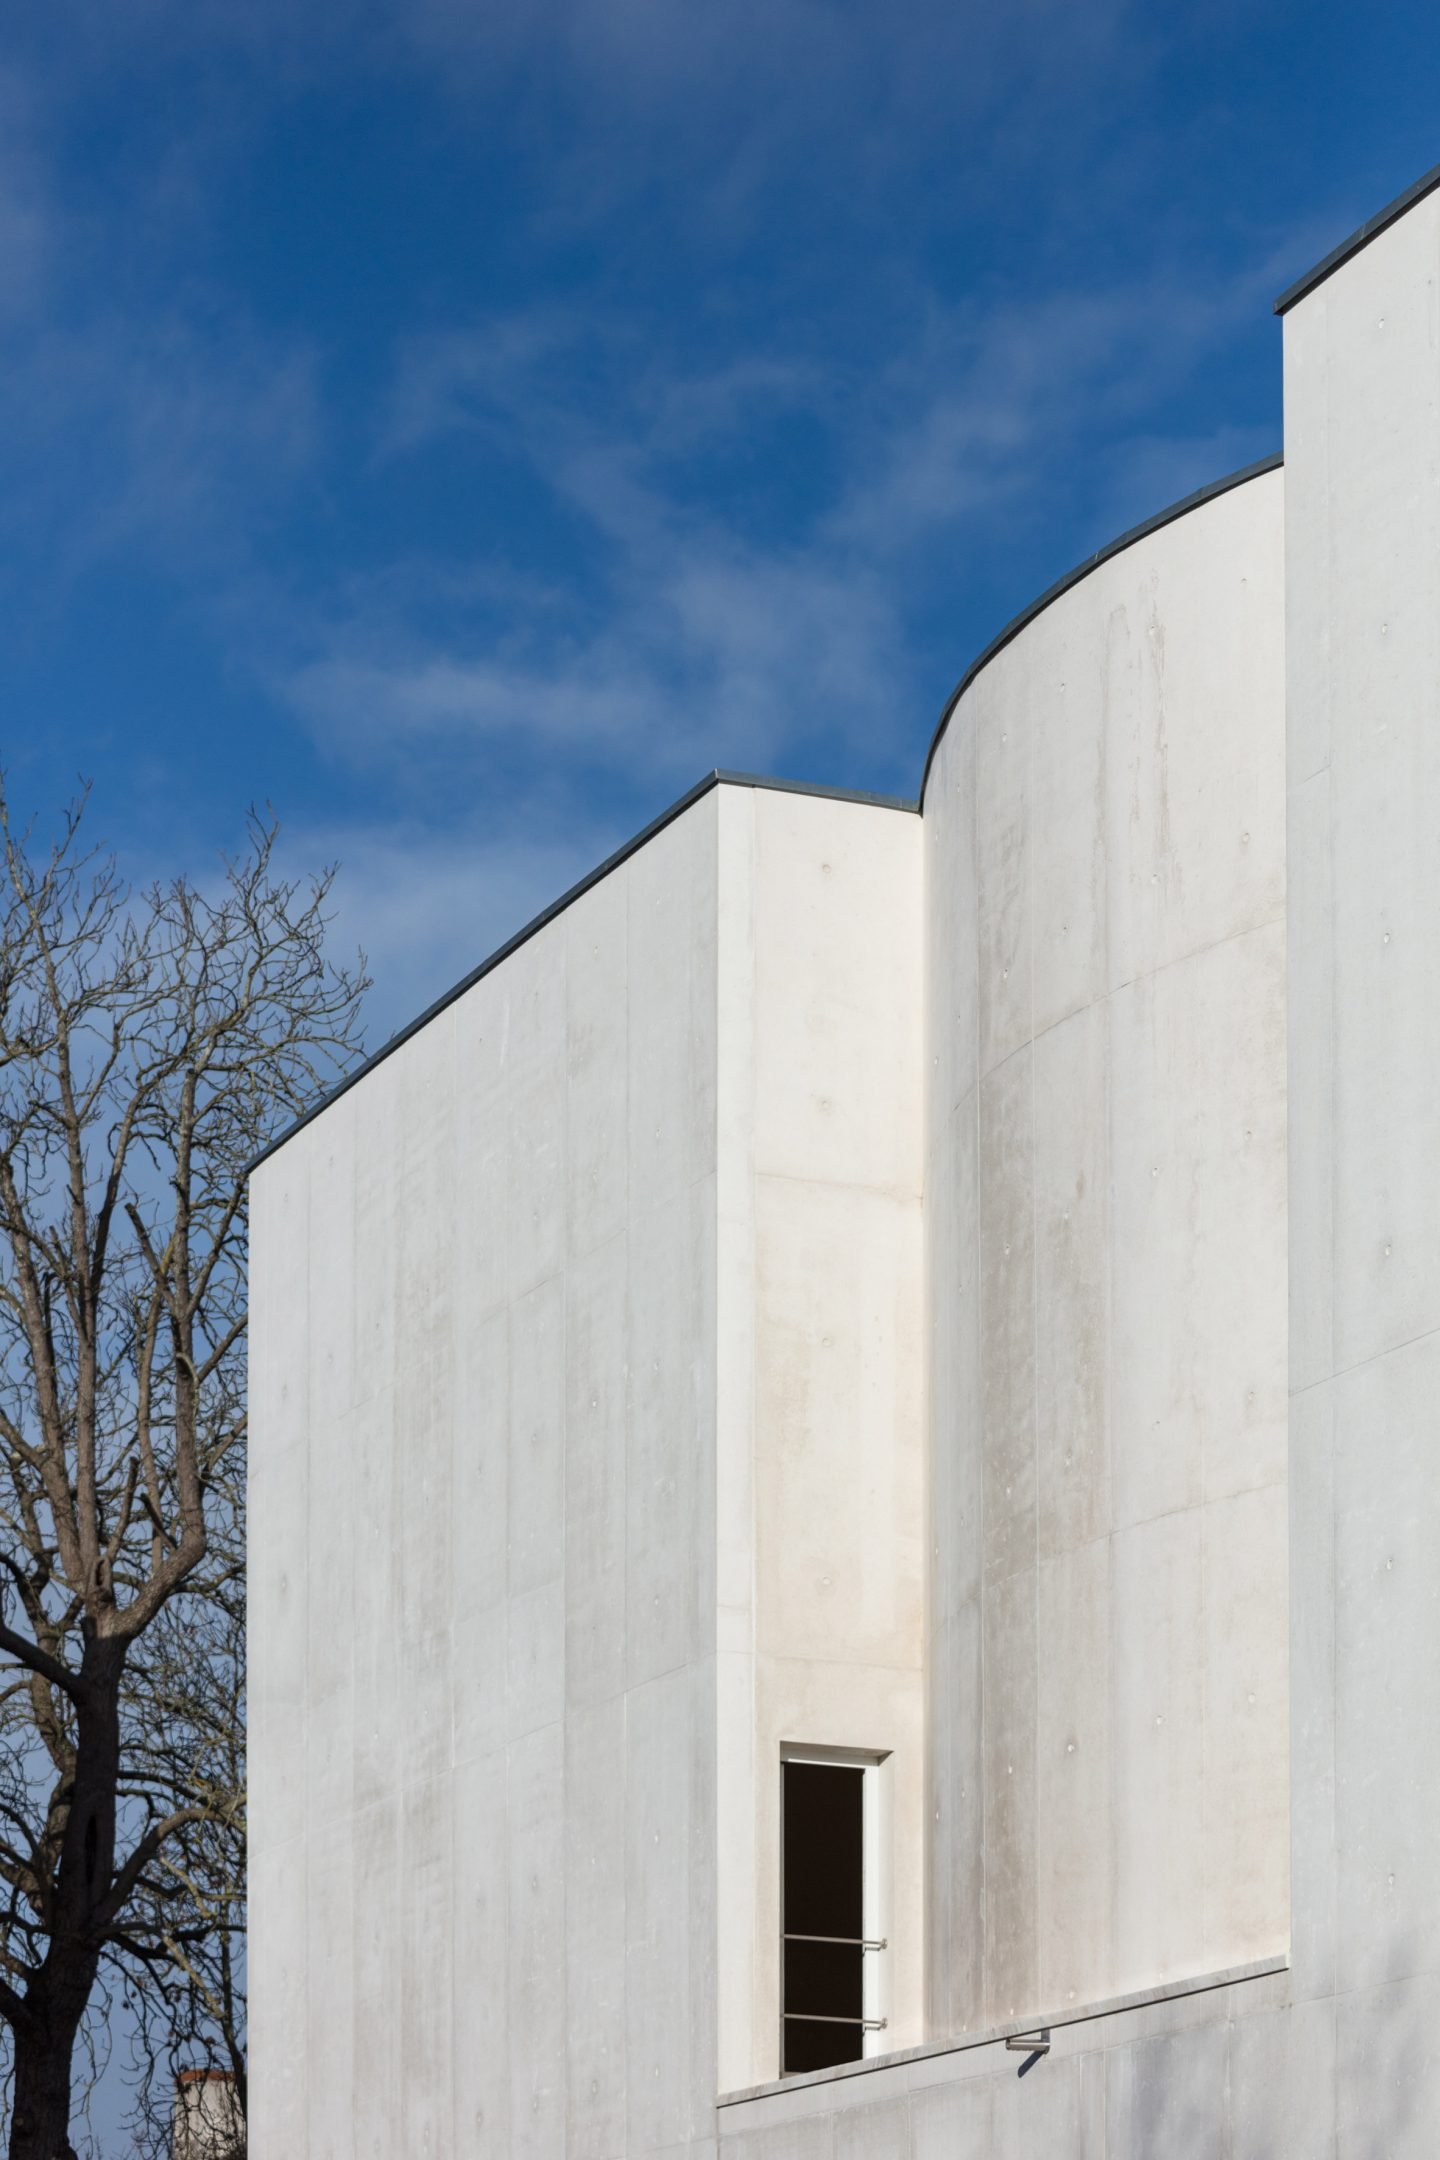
[917,451,1284,807]
[250,449,1288,1175]
[1274,157,1440,314]
[244,770,918,1178]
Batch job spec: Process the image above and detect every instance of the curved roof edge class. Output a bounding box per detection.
[1274,159,1440,316]
[246,769,918,1177]
[918,451,1284,807]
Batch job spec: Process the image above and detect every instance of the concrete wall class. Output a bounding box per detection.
[1282,176,1440,2147]
[249,793,723,2160]
[924,468,1290,2036]
[716,1960,1318,2157]
[715,788,926,2092]
[250,776,927,2152]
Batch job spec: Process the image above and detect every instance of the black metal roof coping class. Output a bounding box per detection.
[251,450,1287,1176]
[244,771,917,1176]
[1274,157,1440,316]
[917,451,1284,805]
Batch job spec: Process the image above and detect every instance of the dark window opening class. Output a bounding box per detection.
[782,1759,865,2074]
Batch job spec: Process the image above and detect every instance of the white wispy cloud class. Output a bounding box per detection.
[284,537,902,788]
[277,236,1290,812]
[0,72,53,323]
[0,317,321,638]
[0,0,1332,1043]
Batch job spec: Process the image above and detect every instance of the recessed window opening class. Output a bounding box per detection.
[780,1747,889,2076]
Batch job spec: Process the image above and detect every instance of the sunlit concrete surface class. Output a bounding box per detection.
[715,787,925,2088]
[251,164,1440,2157]
[924,466,1289,2039]
[250,795,726,2158]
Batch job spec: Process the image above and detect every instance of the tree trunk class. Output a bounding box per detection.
[8,1639,125,2160]
[9,1994,86,2160]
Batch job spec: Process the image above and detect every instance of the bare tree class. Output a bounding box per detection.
[0,785,365,2160]
[110,1545,247,2160]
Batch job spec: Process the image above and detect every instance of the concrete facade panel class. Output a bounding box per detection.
[452,1754,509,2156]
[907,2076,991,2160]
[505,935,567,1302]
[1110,920,1287,1519]
[974,670,1031,1080]
[1109,1508,1207,1985]
[565,1236,629,1710]
[1104,2017,1228,2160]
[977,1045,1036,1593]
[247,1831,306,2156]
[353,1795,402,2159]
[752,1177,922,1670]
[749,790,922,1197]
[829,2098,906,2160]
[1033,1002,1110,1563]
[921,1086,982,2042]
[508,1273,566,1600]
[1229,1995,1337,2160]
[1200,1484,1289,1968]
[1285,172,1440,2160]
[1335,1970,1440,2158]
[979,1563,1038,2020]
[1028,655,1107,1044]
[626,1668,698,2154]
[565,867,629,1262]
[1286,771,1334,1391]
[401,1773,455,2160]
[1332,1335,1440,1993]
[510,1722,566,2159]
[1282,185,1440,2160]
[252,791,725,2155]
[1101,502,1286,995]
[1036,1534,1112,2012]
[923,460,1288,2039]
[713,789,925,2090]
[925,710,978,1128]
[452,1300,508,1617]
[1288,1379,1336,2005]
[565,1697,628,2159]
[452,976,510,1325]
[626,1175,717,1690]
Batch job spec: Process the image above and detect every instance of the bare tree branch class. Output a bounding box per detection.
[90,1809,207,1934]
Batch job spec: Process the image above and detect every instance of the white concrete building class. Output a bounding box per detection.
[248,162,1440,2156]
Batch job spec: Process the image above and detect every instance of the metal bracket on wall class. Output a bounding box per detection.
[1004,2029,1051,2055]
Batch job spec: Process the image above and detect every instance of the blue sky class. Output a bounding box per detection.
[4,0,1439,1047]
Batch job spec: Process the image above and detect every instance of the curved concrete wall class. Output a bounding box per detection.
[924,467,1289,2034]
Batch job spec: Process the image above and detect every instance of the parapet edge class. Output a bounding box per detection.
[917,452,1284,808]
[717,1954,1290,2111]
[1273,157,1440,316]
[250,448,1291,1172]
[245,770,918,1176]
